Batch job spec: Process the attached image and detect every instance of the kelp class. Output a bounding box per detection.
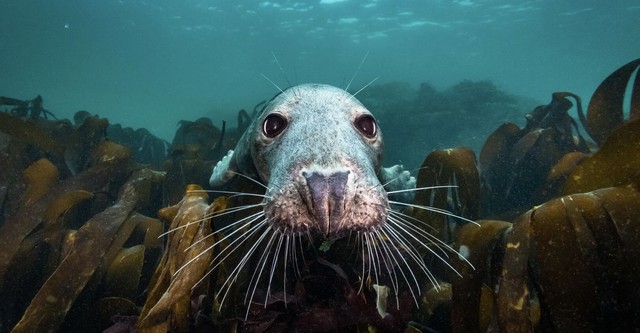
[479,92,591,218]
[103,245,146,299]
[41,189,94,277]
[63,115,109,175]
[448,186,640,333]
[582,58,640,146]
[106,123,168,167]
[138,186,226,333]
[10,168,164,333]
[564,118,640,194]
[21,158,60,205]
[409,59,640,332]
[413,147,479,242]
[509,187,639,332]
[0,147,131,289]
[0,113,65,157]
[0,109,171,331]
[88,297,140,332]
[0,95,56,119]
[1,57,640,332]
[163,118,225,205]
[450,220,511,332]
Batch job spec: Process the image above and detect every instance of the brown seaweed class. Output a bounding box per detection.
[0,145,132,289]
[582,58,640,146]
[479,92,590,218]
[413,147,479,242]
[0,113,65,157]
[21,158,60,205]
[138,186,226,333]
[10,168,164,333]
[450,220,511,332]
[1,57,640,333]
[564,118,640,194]
[103,245,146,299]
[449,186,640,333]
[41,189,95,277]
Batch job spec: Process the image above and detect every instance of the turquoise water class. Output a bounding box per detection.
[1,0,638,145]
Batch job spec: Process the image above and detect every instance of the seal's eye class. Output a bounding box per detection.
[263,113,288,138]
[355,115,377,138]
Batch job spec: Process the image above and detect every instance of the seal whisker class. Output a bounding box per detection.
[383,219,432,273]
[244,227,278,306]
[362,233,373,291]
[387,209,438,232]
[377,227,421,307]
[175,210,265,259]
[298,233,308,275]
[386,215,466,278]
[349,76,379,100]
[203,202,266,221]
[381,221,440,290]
[364,233,380,287]
[183,222,268,316]
[244,228,279,319]
[227,170,274,191]
[290,234,300,279]
[270,51,294,92]
[211,216,269,275]
[388,199,480,226]
[265,232,286,306]
[158,215,213,238]
[387,210,453,255]
[367,232,389,308]
[372,229,400,306]
[260,73,288,97]
[184,210,266,257]
[191,189,272,199]
[283,234,290,305]
[344,51,370,93]
[385,185,459,195]
[158,203,265,238]
[182,214,266,289]
[217,223,272,310]
[385,219,440,272]
[388,213,475,270]
[358,232,366,294]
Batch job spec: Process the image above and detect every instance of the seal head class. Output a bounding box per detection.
[210,84,389,240]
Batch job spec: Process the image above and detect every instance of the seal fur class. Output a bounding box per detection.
[210,83,413,240]
[200,83,479,321]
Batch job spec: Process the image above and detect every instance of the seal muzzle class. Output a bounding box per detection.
[303,170,350,238]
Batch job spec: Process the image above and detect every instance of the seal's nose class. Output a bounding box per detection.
[302,170,349,238]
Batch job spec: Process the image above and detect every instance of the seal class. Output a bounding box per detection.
[209,83,414,240]
[203,84,476,323]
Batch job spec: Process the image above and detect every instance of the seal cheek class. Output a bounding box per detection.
[302,170,350,237]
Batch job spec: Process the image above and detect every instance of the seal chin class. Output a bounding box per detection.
[264,164,389,240]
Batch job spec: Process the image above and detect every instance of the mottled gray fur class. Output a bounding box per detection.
[210,84,414,239]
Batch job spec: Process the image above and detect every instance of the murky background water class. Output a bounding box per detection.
[1,0,638,156]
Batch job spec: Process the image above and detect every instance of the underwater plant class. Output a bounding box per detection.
[357,79,531,169]
[415,58,640,333]
[0,58,638,332]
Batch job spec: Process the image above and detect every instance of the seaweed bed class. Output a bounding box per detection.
[0,58,639,333]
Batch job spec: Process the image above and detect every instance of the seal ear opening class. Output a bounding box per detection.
[209,149,239,187]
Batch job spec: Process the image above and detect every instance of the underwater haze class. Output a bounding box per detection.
[1,0,639,148]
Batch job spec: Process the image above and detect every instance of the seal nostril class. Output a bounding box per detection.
[303,171,349,237]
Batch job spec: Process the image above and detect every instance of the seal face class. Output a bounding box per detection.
[210,84,389,240]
